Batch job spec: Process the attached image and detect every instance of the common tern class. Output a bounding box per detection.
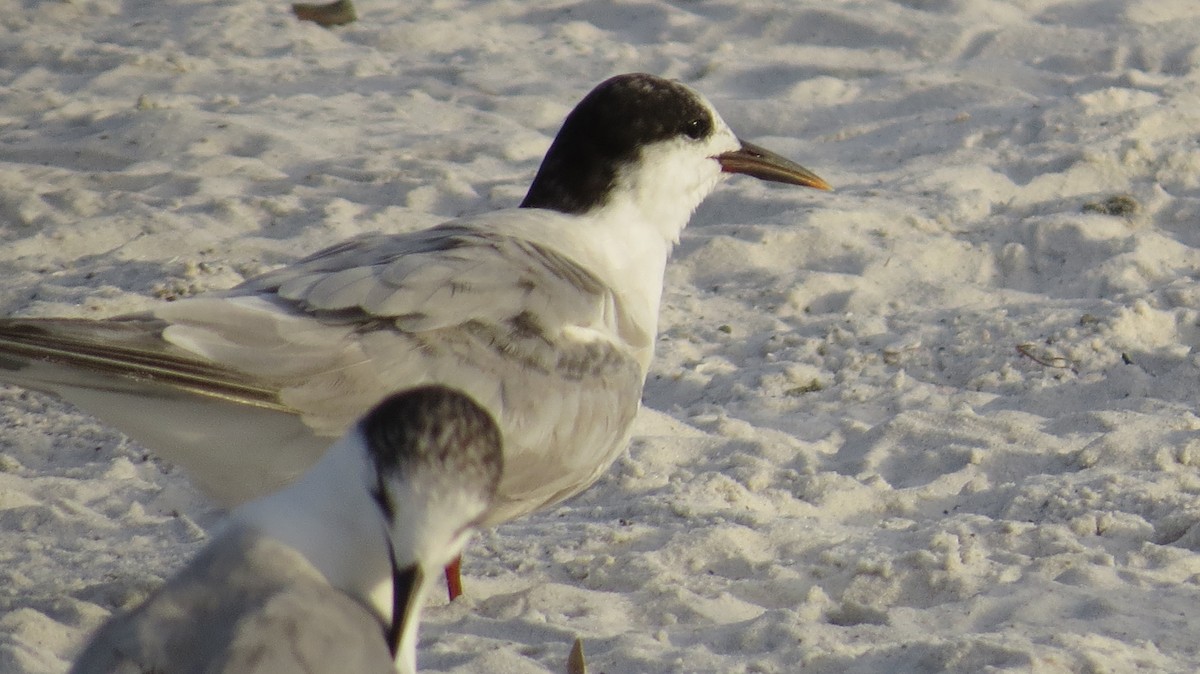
[0,73,830,594]
[71,385,502,674]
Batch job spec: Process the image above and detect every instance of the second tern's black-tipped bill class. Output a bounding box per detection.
[388,562,424,658]
[717,140,832,191]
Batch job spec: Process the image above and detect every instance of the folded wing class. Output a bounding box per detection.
[0,216,646,521]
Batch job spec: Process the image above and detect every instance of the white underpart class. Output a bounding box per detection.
[228,433,393,623]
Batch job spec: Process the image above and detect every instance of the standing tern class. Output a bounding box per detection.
[0,73,829,591]
[71,385,503,674]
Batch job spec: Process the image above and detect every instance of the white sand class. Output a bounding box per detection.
[3,0,1200,672]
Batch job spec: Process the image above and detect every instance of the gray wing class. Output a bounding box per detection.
[0,317,320,504]
[164,216,648,521]
[0,212,647,518]
[71,527,394,674]
[0,317,283,408]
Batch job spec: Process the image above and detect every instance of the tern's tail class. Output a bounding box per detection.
[0,317,281,404]
[0,317,326,506]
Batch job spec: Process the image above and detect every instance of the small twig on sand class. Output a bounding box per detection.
[292,0,357,27]
[1016,343,1076,372]
[567,637,587,674]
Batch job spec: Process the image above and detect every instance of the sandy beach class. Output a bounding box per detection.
[3,0,1200,671]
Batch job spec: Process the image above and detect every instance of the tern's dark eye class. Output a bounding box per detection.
[682,118,710,140]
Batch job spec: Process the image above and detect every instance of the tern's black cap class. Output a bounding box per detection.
[362,386,503,521]
[520,73,716,215]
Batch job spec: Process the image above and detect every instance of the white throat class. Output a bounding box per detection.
[229,436,394,623]
[608,140,727,247]
[572,147,730,353]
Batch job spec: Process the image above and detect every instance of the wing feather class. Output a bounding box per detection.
[0,214,650,517]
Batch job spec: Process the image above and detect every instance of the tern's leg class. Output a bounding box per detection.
[445,556,463,601]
